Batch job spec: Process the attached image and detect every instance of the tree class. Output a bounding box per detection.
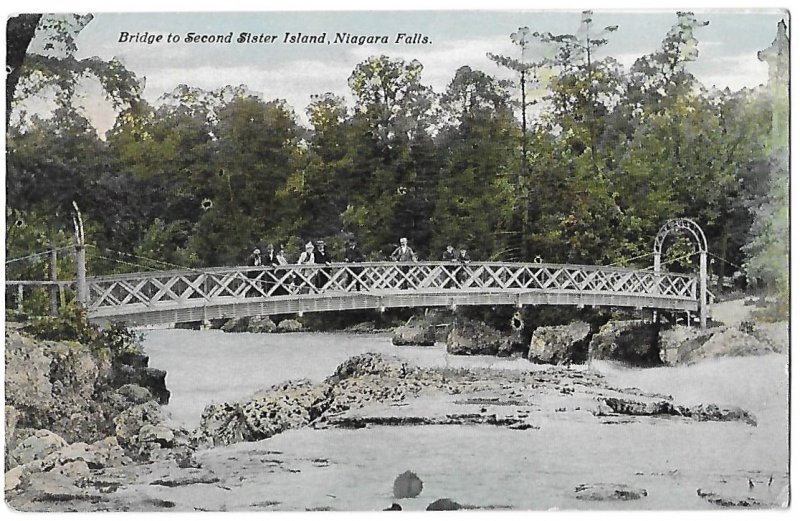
[340,56,437,256]
[487,27,547,258]
[190,95,304,265]
[432,66,518,259]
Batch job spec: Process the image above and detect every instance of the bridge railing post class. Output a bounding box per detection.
[72,202,88,309]
[49,243,59,316]
[699,251,708,329]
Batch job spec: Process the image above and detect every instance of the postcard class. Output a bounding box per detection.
[4,8,789,512]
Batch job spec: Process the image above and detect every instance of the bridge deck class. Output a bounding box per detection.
[79,262,698,326]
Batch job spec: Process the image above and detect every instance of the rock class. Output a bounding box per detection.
[247,316,277,333]
[682,404,757,426]
[5,465,28,492]
[196,380,333,446]
[446,318,516,356]
[113,401,167,451]
[392,325,435,346]
[528,321,591,364]
[221,317,250,333]
[427,498,462,510]
[88,436,132,468]
[327,353,409,383]
[4,333,53,414]
[115,352,149,368]
[112,365,170,405]
[588,320,661,366]
[150,473,220,487]
[5,405,20,469]
[138,424,175,448]
[25,471,102,502]
[9,430,67,467]
[393,470,423,498]
[660,325,779,365]
[696,488,763,507]
[53,442,96,468]
[343,322,378,334]
[383,503,403,511]
[575,483,648,501]
[277,319,304,332]
[115,384,154,405]
[49,459,91,480]
[195,403,251,447]
[599,398,757,426]
[241,381,333,439]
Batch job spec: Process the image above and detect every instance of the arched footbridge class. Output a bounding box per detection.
[5,219,713,328]
[80,261,703,326]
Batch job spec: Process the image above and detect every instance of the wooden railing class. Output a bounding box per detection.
[74,262,698,325]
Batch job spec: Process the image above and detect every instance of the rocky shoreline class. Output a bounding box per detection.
[4,298,788,511]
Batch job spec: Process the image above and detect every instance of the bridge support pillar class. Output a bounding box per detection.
[72,202,89,309]
[49,244,58,316]
[76,245,87,309]
[699,251,708,329]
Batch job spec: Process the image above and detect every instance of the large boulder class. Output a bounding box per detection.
[528,321,591,364]
[392,325,435,346]
[8,430,67,467]
[588,320,661,366]
[277,319,304,333]
[327,353,408,383]
[241,380,333,439]
[659,324,780,365]
[221,317,250,333]
[196,380,333,446]
[446,318,517,356]
[111,364,170,404]
[427,498,462,510]
[113,400,169,456]
[114,383,154,405]
[247,316,277,333]
[393,470,423,498]
[222,315,277,333]
[195,403,251,447]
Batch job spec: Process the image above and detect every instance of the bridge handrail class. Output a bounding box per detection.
[83,261,692,283]
[82,261,698,316]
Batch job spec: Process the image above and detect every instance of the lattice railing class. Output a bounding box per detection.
[85,262,697,312]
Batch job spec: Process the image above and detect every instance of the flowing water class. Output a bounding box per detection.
[139,329,789,510]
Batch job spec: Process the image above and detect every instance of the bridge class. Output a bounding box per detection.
[5,219,712,328]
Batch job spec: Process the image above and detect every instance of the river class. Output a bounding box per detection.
[139,329,789,510]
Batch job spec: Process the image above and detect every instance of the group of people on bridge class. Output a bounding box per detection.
[243,237,477,294]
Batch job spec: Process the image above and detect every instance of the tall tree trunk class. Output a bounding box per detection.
[6,14,41,126]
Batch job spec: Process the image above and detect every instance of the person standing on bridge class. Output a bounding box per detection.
[314,240,332,290]
[261,244,279,294]
[296,242,317,293]
[441,245,456,288]
[344,240,365,291]
[456,247,471,286]
[390,237,417,290]
[246,248,262,297]
[276,245,288,265]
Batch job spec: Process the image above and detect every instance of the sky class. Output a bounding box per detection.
[11,4,789,133]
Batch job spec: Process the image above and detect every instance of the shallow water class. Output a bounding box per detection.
[140,329,789,510]
[142,329,533,427]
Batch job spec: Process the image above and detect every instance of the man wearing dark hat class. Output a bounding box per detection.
[315,240,332,290]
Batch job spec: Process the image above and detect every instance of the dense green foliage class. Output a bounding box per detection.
[5,12,787,312]
[22,305,140,357]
